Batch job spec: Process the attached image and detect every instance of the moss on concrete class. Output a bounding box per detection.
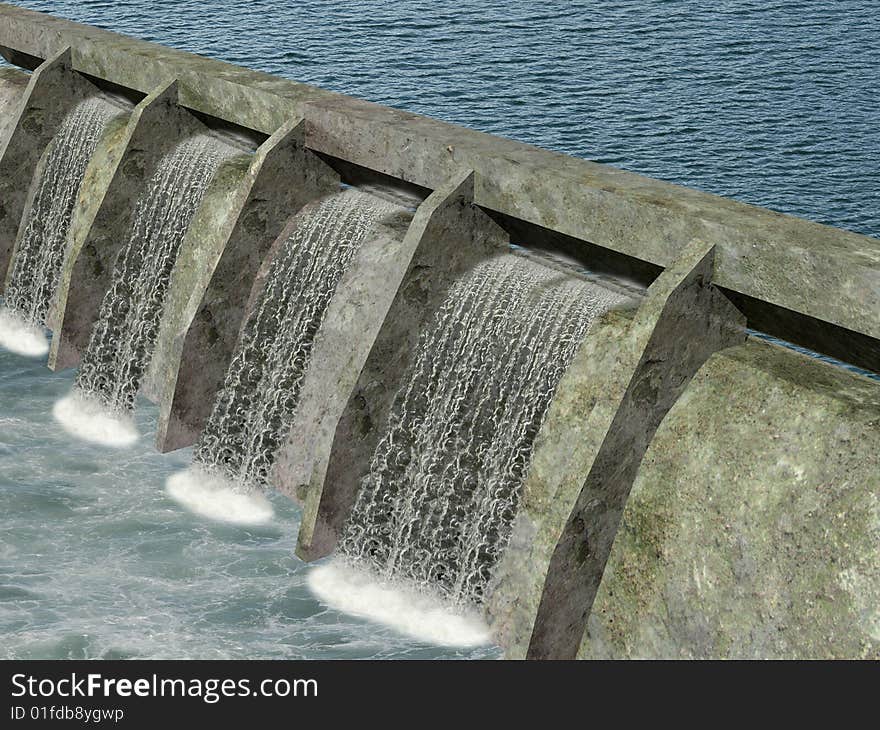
[0,48,104,285]
[155,119,339,452]
[298,172,510,561]
[581,338,880,659]
[489,241,746,659]
[47,81,201,370]
[46,111,129,332]
[486,305,637,656]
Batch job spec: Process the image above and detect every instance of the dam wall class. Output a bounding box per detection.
[0,4,877,659]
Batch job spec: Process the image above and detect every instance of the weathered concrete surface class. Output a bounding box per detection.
[260,198,413,509]
[487,241,746,659]
[0,66,32,288]
[0,4,877,371]
[155,125,339,451]
[0,47,106,286]
[487,306,633,653]
[270,205,414,506]
[579,339,880,659]
[141,149,253,406]
[285,173,467,557]
[0,66,28,148]
[296,173,509,561]
[47,81,209,371]
[44,106,132,336]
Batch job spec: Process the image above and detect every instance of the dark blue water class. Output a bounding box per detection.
[10,1,880,238]
[0,2,877,659]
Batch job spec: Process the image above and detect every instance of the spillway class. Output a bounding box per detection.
[73,134,233,413]
[166,189,403,525]
[0,96,119,355]
[339,254,626,605]
[0,5,877,659]
[195,190,402,489]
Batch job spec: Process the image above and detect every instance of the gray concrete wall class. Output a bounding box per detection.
[0,48,107,287]
[155,138,339,452]
[47,81,211,370]
[578,339,880,659]
[287,172,470,556]
[488,241,746,658]
[270,201,414,509]
[0,66,28,148]
[148,119,339,452]
[140,149,254,405]
[3,82,129,298]
[0,4,876,372]
[553,245,743,658]
[296,173,509,561]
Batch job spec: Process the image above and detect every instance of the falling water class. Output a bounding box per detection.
[338,254,628,606]
[193,190,402,490]
[73,134,234,413]
[0,97,120,355]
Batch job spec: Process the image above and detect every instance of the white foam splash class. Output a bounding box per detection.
[52,389,139,447]
[165,466,274,526]
[308,560,492,648]
[0,307,49,357]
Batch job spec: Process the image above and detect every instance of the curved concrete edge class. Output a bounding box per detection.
[527,241,747,658]
[485,306,637,655]
[283,174,467,557]
[486,239,746,659]
[269,202,413,518]
[47,80,209,371]
[0,47,103,286]
[156,125,340,452]
[296,171,510,562]
[141,150,254,406]
[44,101,138,336]
[3,90,129,299]
[580,339,880,659]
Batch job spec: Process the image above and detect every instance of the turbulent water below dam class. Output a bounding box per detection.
[1,1,878,659]
[0,344,498,659]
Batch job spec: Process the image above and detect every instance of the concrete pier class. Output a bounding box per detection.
[581,341,879,659]
[293,172,509,561]
[149,119,339,451]
[46,81,222,370]
[0,48,108,285]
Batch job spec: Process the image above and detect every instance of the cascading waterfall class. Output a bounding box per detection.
[311,254,626,645]
[76,134,232,410]
[166,190,401,523]
[0,97,120,357]
[54,133,234,446]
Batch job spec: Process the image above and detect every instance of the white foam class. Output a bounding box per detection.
[308,560,492,647]
[52,389,139,447]
[165,466,274,526]
[0,307,49,357]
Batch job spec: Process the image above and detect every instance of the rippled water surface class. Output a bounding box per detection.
[0,1,877,659]
[10,0,880,237]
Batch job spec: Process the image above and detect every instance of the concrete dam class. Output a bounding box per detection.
[0,4,877,660]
